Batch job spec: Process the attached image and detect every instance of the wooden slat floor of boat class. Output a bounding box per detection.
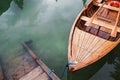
[72,27,107,62]
[72,28,88,61]
[79,37,100,61]
[72,27,81,60]
[76,30,86,61]
[19,66,50,80]
[77,31,93,61]
[81,37,106,62]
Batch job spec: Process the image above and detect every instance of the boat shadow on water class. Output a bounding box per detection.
[67,44,120,80]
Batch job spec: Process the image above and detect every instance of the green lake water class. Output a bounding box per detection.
[0,0,120,80]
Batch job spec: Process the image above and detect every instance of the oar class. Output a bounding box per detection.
[110,8,120,37]
[85,2,106,26]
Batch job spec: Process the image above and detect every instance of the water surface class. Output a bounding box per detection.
[0,0,120,80]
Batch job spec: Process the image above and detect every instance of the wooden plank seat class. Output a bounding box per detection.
[81,16,90,21]
[92,18,120,32]
[80,16,120,32]
[96,3,120,12]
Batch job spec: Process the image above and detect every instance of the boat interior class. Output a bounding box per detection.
[75,0,120,41]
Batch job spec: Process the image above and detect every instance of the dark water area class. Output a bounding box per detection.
[0,0,120,80]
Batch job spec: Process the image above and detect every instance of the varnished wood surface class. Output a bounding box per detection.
[69,27,120,71]
[97,4,120,11]
[68,0,120,71]
[81,16,120,32]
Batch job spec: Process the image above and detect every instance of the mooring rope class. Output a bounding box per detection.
[47,69,54,80]
[60,62,76,79]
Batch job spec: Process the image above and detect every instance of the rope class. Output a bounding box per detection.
[47,62,76,80]
[47,69,54,80]
[60,62,76,79]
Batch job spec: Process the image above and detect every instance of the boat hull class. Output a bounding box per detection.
[68,28,120,71]
[68,0,120,71]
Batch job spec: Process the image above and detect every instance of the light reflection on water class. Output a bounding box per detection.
[0,0,120,80]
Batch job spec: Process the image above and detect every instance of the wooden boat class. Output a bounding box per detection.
[1,41,60,80]
[68,0,120,71]
[20,42,60,80]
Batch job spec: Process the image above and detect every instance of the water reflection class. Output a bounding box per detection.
[110,44,120,80]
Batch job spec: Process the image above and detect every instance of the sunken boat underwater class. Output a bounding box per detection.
[68,0,120,71]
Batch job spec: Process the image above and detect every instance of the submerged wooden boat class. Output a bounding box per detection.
[0,41,60,80]
[20,42,60,80]
[68,0,120,71]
